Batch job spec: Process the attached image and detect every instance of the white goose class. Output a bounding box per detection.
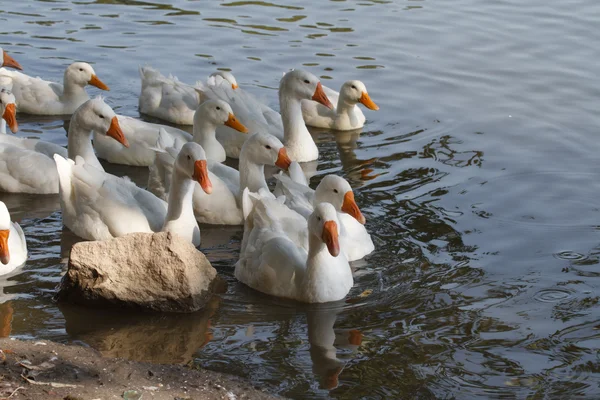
[0,88,67,157]
[236,196,353,303]
[54,141,212,245]
[0,48,22,71]
[0,62,109,115]
[274,163,374,261]
[0,96,126,194]
[214,69,333,162]
[138,66,237,125]
[149,131,291,225]
[0,201,27,276]
[93,116,193,167]
[301,80,379,130]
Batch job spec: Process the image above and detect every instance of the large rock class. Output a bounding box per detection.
[57,232,224,313]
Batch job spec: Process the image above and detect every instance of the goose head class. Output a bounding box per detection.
[175,142,212,194]
[280,69,333,109]
[309,203,341,257]
[0,49,22,70]
[339,80,378,110]
[314,175,366,224]
[0,88,18,133]
[210,71,238,90]
[0,201,12,265]
[194,99,248,133]
[241,132,291,170]
[75,96,128,147]
[65,62,109,91]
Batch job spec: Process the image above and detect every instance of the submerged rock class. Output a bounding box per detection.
[57,232,223,313]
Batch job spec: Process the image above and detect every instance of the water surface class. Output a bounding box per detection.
[1,0,600,398]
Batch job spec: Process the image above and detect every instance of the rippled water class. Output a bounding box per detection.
[1,0,600,398]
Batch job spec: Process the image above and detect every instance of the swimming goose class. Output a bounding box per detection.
[274,163,374,261]
[0,49,22,71]
[301,80,379,130]
[149,132,290,225]
[215,69,333,162]
[0,88,67,157]
[54,141,212,245]
[0,96,127,194]
[138,66,237,125]
[0,62,109,115]
[93,116,193,167]
[236,196,353,303]
[0,201,27,276]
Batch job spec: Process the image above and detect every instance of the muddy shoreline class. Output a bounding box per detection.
[0,338,279,399]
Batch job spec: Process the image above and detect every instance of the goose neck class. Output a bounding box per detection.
[67,114,104,171]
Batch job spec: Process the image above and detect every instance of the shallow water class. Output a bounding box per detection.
[1,0,600,398]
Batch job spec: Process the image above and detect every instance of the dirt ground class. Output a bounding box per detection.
[0,338,279,400]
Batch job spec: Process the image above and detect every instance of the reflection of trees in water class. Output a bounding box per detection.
[420,135,483,168]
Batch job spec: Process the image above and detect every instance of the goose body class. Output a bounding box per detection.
[55,142,212,245]
[0,62,109,115]
[138,66,237,125]
[274,163,374,261]
[236,197,353,303]
[149,130,291,226]
[93,115,192,166]
[0,201,27,276]
[0,93,126,194]
[301,80,379,130]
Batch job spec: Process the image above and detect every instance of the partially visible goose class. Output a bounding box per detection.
[0,201,27,276]
[0,48,22,71]
[274,163,374,261]
[54,142,212,245]
[0,88,67,157]
[214,69,333,162]
[149,132,290,226]
[0,62,109,115]
[0,96,127,194]
[236,197,353,303]
[301,80,379,130]
[138,66,237,125]
[93,116,193,167]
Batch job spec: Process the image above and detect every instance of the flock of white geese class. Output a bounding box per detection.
[0,48,380,304]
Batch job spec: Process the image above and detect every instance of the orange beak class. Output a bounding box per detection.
[2,51,22,70]
[0,229,10,265]
[312,82,333,109]
[275,147,292,170]
[232,83,238,90]
[106,116,129,147]
[2,103,17,133]
[193,160,212,194]
[359,91,379,110]
[341,191,365,224]
[322,220,340,257]
[224,113,248,133]
[88,74,109,91]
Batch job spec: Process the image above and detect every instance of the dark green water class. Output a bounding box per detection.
[1,0,600,398]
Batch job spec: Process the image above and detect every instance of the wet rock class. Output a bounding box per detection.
[57,232,223,313]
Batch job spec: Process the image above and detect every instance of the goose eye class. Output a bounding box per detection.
[187,155,191,160]
[0,100,3,105]
[216,106,221,110]
[265,145,271,150]
[333,189,338,193]
[99,114,104,119]
[304,79,310,84]
[79,68,83,72]
[317,216,321,221]
[351,85,356,89]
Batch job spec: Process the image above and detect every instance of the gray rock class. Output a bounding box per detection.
[57,232,224,313]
